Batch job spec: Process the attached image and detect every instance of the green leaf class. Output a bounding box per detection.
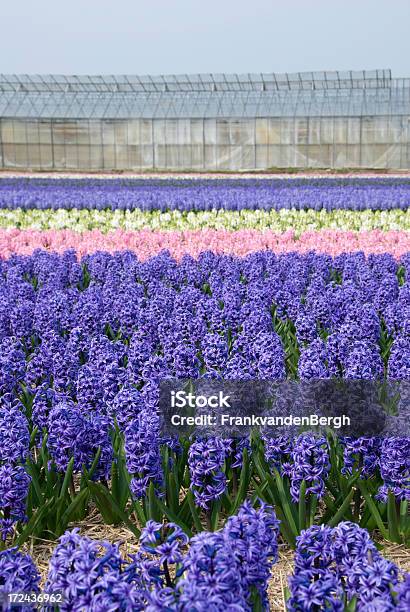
[252,480,295,547]
[298,481,307,531]
[323,493,336,514]
[357,481,388,540]
[88,481,117,524]
[345,596,358,612]
[132,499,147,528]
[40,433,49,467]
[250,480,269,504]
[309,495,318,526]
[220,492,233,514]
[231,447,250,514]
[328,488,355,527]
[15,500,54,545]
[211,499,221,531]
[186,490,203,533]
[253,454,278,506]
[55,457,76,529]
[273,469,299,537]
[177,496,192,526]
[154,495,193,538]
[162,447,170,481]
[25,458,44,505]
[117,456,133,510]
[59,457,75,501]
[400,500,409,535]
[88,482,140,538]
[147,482,161,522]
[29,426,39,448]
[111,460,121,505]
[85,448,102,483]
[387,492,401,543]
[59,488,90,534]
[249,586,264,612]
[167,472,179,514]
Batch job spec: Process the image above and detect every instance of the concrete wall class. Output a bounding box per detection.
[1,116,409,170]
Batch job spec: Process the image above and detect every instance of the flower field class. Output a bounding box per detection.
[1,177,410,211]
[0,176,409,611]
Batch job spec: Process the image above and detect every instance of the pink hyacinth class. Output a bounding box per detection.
[0,228,409,259]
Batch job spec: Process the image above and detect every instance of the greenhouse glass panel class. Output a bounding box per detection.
[0,70,409,169]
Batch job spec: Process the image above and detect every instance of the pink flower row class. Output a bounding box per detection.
[0,228,409,259]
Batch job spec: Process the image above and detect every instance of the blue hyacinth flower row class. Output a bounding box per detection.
[0,177,410,211]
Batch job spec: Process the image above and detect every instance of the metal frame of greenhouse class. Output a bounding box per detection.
[0,69,409,170]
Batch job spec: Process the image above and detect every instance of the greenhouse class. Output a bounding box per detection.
[0,68,409,171]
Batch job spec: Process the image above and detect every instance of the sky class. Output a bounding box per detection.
[1,0,409,76]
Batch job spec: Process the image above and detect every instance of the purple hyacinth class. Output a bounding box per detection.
[124,409,163,499]
[172,342,201,378]
[293,524,335,575]
[288,524,344,611]
[201,332,229,373]
[263,434,293,472]
[188,437,227,510]
[298,339,330,379]
[295,311,319,345]
[343,340,384,379]
[0,396,30,465]
[110,385,145,432]
[0,337,26,395]
[45,529,148,611]
[1,177,410,212]
[283,434,330,502]
[227,437,251,470]
[222,501,280,607]
[388,336,410,378]
[225,352,257,379]
[177,531,249,610]
[140,520,188,567]
[288,522,404,611]
[145,587,180,611]
[396,574,410,610]
[344,302,381,343]
[31,384,58,434]
[0,547,40,611]
[331,521,380,575]
[0,464,31,541]
[341,437,381,479]
[47,402,113,479]
[47,401,86,472]
[376,437,410,502]
[287,571,344,612]
[345,555,399,608]
[86,412,115,481]
[252,331,286,378]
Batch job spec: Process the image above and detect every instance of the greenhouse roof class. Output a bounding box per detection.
[0,69,409,119]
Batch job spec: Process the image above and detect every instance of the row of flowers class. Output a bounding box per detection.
[2,207,410,233]
[1,228,410,259]
[0,177,409,211]
[0,250,409,554]
[1,513,408,611]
